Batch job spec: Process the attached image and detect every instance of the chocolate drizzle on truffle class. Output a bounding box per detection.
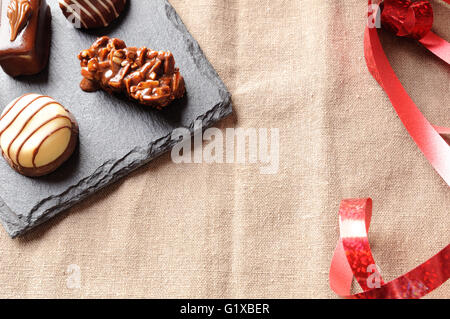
[78,36,186,110]
[58,0,127,29]
[0,94,79,177]
[7,0,33,41]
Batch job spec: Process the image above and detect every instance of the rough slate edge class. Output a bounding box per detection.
[0,0,233,238]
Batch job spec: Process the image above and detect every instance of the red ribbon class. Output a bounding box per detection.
[381,0,434,39]
[330,0,450,299]
[331,199,449,299]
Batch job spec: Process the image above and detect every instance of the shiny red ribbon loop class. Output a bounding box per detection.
[380,0,450,63]
[381,0,434,40]
[330,0,450,299]
[330,199,450,299]
[366,0,450,185]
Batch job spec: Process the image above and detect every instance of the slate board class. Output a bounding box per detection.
[0,0,232,238]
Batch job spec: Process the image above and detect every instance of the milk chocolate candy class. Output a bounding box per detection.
[0,0,51,77]
[0,94,79,177]
[79,36,185,110]
[59,0,127,29]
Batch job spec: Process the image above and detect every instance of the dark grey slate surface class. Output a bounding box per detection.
[0,0,232,238]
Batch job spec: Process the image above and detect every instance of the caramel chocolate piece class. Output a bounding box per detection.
[0,94,79,177]
[0,0,51,77]
[8,0,33,41]
[59,0,127,29]
[78,36,186,110]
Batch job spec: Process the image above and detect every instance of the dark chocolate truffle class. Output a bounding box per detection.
[58,0,127,29]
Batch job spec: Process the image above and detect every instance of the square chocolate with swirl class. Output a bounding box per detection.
[0,0,51,77]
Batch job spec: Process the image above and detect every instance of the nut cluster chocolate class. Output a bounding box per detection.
[78,36,186,109]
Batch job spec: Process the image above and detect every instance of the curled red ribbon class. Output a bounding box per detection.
[380,0,450,63]
[330,0,450,299]
[331,199,449,299]
[381,0,434,39]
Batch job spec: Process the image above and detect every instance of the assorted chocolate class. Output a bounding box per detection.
[0,0,51,77]
[0,2,187,177]
[0,94,79,177]
[59,0,127,29]
[78,36,186,109]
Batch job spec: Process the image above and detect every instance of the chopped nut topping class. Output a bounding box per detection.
[112,56,123,65]
[78,36,185,109]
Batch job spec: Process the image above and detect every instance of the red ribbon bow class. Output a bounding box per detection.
[329,0,450,299]
[381,0,434,39]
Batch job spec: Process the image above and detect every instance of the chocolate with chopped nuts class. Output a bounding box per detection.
[78,36,185,110]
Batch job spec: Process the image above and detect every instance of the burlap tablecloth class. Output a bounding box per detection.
[0,0,448,299]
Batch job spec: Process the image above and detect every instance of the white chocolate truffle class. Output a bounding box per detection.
[0,94,78,176]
